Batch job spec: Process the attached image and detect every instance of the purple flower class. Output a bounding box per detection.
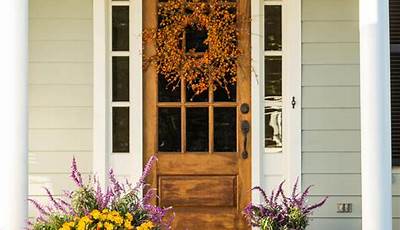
[70,156,83,187]
[28,155,173,230]
[243,180,328,229]
[109,168,123,196]
[28,199,49,216]
[43,187,68,214]
[134,155,157,190]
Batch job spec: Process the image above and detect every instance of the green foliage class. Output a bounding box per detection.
[286,207,308,230]
[71,186,98,216]
[261,217,280,230]
[112,191,140,214]
[32,214,71,230]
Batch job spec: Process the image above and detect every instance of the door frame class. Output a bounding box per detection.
[250,0,301,197]
[92,0,301,201]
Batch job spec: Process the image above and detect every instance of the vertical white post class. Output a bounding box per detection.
[93,0,109,187]
[0,0,28,229]
[360,0,393,229]
[251,0,264,204]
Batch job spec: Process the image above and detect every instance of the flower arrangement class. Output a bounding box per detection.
[243,179,328,230]
[144,0,242,97]
[28,156,173,230]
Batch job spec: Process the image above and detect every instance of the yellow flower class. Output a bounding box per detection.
[59,221,75,230]
[77,216,93,230]
[124,220,133,230]
[91,209,101,220]
[125,213,133,222]
[104,222,114,230]
[136,221,155,230]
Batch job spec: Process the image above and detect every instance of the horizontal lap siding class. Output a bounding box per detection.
[302,0,362,229]
[28,0,93,218]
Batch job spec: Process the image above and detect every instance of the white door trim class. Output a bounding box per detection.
[251,0,264,203]
[251,0,302,198]
[283,0,302,188]
[93,0,143,185]
[94,0,300,196]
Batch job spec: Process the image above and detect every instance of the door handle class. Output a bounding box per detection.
[241,120,250,159]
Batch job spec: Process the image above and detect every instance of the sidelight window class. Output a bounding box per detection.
[264,1,283,153]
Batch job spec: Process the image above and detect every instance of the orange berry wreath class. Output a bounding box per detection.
[145,0,241,98]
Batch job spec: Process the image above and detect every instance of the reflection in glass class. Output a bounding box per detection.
[264,5,282,51]
[112,6,129,51]
[158,108,181,152]
[186,86,208,102]
[185,26,208,52]
[265,104,282,152]
[265,56,282,96]
[158,75,181,102]
[113,107,129,153]
[112,57,129,102]
[214,83,237,102]
[187,108,209,152]
[214,107,237,152]
[265,56,282,152]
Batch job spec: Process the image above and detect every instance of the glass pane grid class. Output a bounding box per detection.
[111,3,130,154]
[264,0,283,153]
[157,78,238,154]
[156,0,239,154]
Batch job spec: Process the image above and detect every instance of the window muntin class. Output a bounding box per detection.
[264,2,283,153]
[156,0,238,154]
[111,1,130,153]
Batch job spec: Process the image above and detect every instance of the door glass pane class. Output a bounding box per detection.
[186,108,209,152]
[214,107,236,152]
[158,108,181,152]
[185,25,208,53]
[214,83,237,102]
[187,86,209,102]
[113,107,129,152]
[112,57,129,102]
[264,5,282,51]
[112,6,129,51]
[265,56,282,152]
[158,75,181,102]
[265,56,282,96]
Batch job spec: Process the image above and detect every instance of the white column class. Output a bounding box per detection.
[360,0,393,229]
[93,0,109,188]
[0,0,28,229]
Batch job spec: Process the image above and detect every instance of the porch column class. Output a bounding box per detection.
[360,0,393,229]
[0,0,29,229]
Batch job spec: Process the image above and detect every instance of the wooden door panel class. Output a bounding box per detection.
[172,208,238,230]
[159,176,237,207]
[157,154,238,175]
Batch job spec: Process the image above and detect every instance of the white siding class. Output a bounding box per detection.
[301,0,362,229]
[28,0,93,218]
[302,0,400,229]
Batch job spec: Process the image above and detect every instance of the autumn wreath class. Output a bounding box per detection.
[145,0,241,97]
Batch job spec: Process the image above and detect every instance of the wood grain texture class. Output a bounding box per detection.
[171,208,239,230]
[159,176,236,207]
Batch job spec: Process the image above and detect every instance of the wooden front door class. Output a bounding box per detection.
[143,0,251,229]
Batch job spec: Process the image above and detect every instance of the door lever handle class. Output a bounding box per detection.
[241,120,250,159]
